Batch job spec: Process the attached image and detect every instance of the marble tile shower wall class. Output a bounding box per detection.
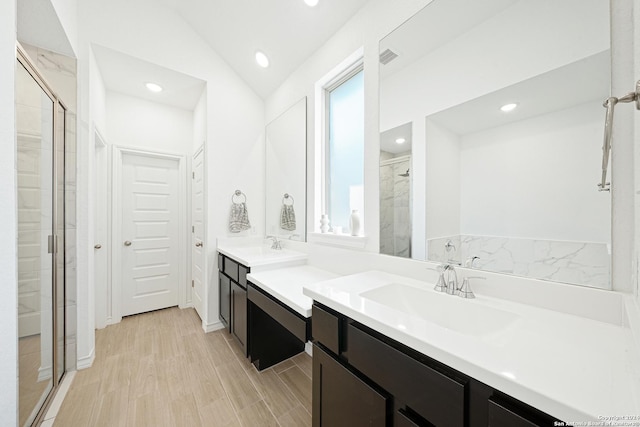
[427,235,610,289]
[22,44,78,369]
[380,156,411,258]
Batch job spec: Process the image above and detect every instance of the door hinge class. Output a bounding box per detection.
[192,172,195,179]
[191,279,194,288]
[192,225,195,233]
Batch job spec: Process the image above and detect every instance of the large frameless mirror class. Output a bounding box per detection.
[265,97,307,241]
[379,0,611,289]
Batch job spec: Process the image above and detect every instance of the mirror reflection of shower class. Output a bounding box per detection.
[379,122,412,258]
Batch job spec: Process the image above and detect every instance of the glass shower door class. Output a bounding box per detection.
[16,58,56,427]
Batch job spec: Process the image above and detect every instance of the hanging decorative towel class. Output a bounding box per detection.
[280,193,296,231]
[229,190,251,233]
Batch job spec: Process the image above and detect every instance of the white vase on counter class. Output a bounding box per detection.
[350,210,361,236]
[320,214,330,233]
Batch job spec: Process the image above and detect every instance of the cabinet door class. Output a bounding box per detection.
[231,281,247,356]
[219,271,231,330]
[313,344,387,427]
[488,397,557,427]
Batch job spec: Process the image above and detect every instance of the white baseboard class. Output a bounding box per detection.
[77,347,95,370]
[37,365,52,382]
[203,320,225,333]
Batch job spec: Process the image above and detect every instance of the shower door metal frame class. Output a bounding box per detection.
[16,42,68,427]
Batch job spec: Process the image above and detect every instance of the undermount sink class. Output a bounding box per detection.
[360,283,520,336]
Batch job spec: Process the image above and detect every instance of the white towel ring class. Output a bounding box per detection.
[282,193,294,206]
[232,190,247,204]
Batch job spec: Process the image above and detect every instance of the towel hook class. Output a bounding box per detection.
[598,80,640,192]
[232,190,247,203]
[282,193,294,205]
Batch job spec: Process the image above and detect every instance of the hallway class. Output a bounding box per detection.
[54,307,312,426]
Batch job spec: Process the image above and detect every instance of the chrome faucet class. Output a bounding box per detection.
[431,263,458,294]
[265,235,282,250]
[444,264,458,295]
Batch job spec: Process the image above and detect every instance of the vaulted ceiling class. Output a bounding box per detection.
[161,0,370,98]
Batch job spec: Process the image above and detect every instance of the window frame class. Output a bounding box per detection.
[314,48,365,237]
[323,64,364,231]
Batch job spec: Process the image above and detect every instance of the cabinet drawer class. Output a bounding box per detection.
[224,257,239,282]
[311,304,341,355]
[217,252,224,271]
[248,285,307,342]
[488,396,557,427]
[348,323,467,427]
[238,264,249,287]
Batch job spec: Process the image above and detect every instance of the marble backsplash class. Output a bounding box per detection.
[427,234,611,289]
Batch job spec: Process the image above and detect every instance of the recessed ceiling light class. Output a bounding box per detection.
[304,0,319,6]
[395,138,406,144]
[255,51,270,68]
[145,82,163,93]
[500,103,518,112]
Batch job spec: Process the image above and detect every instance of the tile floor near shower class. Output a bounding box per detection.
[53,307,312,426]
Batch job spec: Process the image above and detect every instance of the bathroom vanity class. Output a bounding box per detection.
[217,243,338,369]
[312,301,558,427]
[304,270,640,426]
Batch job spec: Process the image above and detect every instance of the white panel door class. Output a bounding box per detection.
[121,152,180,316]
[191,148,205,320]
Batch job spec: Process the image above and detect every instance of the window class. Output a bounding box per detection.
[325,68,364,233]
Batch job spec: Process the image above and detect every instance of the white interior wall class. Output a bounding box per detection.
[459,102,609,242]
[90,51,106,134]
[425,119,460,240]
[633,0,640,303]
[77,0,265,347]
[106,92,194,154]
[193,91,206,154]
[49,0,78,55]
[0,0,17,424]
[610,0,636,295]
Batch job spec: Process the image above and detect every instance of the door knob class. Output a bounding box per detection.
[124,240,132,246]
[195,242,203,247]
[94,244,102,249]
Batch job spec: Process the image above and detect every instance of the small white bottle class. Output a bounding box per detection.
[320,214,330,233]
[349,210,361,236]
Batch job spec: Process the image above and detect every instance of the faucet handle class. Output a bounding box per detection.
[465,256,480,268]
[458,276,485,299]
[427,266,448,292]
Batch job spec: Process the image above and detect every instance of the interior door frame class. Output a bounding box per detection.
[190,144,207,326]
[111,145,187,323]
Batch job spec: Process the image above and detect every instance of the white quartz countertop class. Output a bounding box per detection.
[217,244,307,268]
[303,270,640,423]
[247,266,339,317]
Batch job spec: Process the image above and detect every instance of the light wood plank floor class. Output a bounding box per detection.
[54,307,312,426]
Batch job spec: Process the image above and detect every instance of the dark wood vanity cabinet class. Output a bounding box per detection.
[230,281,247,354]
[247,283,309,370]
[311,302,560,427]
[218,271,230,330]
[313,344,388,427]
[218,253,249,356]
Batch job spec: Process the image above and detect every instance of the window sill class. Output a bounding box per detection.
[308,232,368,249]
